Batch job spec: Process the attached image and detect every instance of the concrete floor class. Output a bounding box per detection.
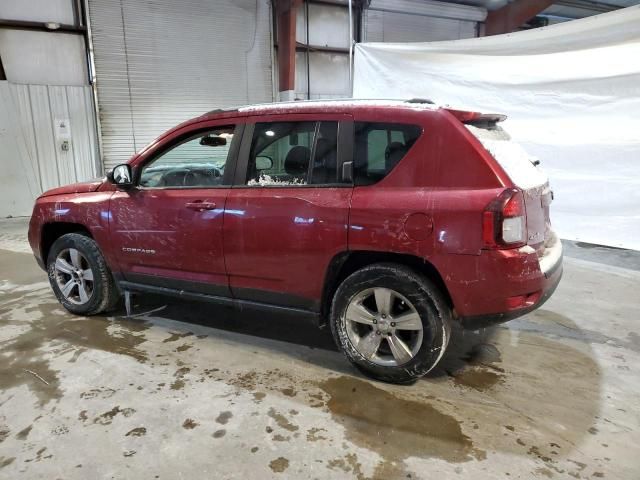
[1,217,639,480]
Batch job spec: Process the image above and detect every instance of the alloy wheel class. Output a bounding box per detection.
[344,287,424,366]
[53,248,95,305]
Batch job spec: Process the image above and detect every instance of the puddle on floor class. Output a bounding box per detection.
[443,341,505,391]
[515,309,640,353]
[319,376,486,477]
[190,315,603,478]
[450,367,504,391]
[0,286,150,405]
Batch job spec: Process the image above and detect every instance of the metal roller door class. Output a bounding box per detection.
[88,0,274,170]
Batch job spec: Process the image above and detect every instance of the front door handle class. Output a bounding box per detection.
[185,201,217,211]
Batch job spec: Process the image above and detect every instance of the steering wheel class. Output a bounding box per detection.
[182,168,222,187]
[183,170,197,187]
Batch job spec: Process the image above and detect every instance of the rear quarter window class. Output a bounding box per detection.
[354,122,422,185]
[466,125,548,189]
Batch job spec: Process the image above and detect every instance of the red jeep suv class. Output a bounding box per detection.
[28,99,562,383]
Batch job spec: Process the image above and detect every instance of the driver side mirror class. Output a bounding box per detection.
[109,164,133,187]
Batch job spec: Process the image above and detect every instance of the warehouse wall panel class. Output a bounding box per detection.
[0,82,99,217]
[295,2,352,100]
[0,0,75,25]
[363,0,483,43]
[296,3,350,49]
[0,30,88,86]
[28,86,60,191]
[364,10,477,42]
[296,51,350,99]
[367,0,486,22]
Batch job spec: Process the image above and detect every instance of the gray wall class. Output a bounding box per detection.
[0,83,99,217]
[0,0,100,217]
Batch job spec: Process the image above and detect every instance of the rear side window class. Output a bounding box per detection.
[354,122,422,185]
[246,121,339,186]
[465,125,548,189]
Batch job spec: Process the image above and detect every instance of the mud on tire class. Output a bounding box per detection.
[330,263,451,384]
[46,233,120,315]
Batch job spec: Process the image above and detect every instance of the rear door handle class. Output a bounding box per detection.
[185,201,217,211]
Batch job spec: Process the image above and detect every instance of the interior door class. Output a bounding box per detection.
[109,123,241,296]
[223,114,353,310]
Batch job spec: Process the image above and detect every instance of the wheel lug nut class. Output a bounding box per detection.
[381,314,386,319]
[390,322,395,327]
[376,331,381,335]
[373,319,377,324]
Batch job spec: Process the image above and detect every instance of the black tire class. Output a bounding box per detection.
[46,233,120,315]
[330,263,451,384]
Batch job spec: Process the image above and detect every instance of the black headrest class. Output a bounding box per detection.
[385,142,407,170]
[315,138,337,168]
[284,146,310,176]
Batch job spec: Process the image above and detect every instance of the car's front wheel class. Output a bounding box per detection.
[47,233,120,315]
[330,263,451,384]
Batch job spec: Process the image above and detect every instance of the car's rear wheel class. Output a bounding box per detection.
[330,263,451,384]
[47,233,120,315]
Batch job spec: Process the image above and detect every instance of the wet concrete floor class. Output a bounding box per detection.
[1,218,639,479]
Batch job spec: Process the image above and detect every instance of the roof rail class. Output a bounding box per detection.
[204,107,238,116]
[406,98,434,105]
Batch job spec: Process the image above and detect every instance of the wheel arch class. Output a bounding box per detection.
[41,222,93,264]
[320,250,453,325]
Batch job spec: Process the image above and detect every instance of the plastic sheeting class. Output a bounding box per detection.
[353,7,640,250]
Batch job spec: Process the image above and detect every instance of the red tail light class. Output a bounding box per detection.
[482,188,527,249]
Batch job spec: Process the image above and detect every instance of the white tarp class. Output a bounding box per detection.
[354,7,640,250]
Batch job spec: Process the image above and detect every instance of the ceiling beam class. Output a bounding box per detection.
[484,0,555,36]
[0,19,86,35]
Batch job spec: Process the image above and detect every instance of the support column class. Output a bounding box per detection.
[484,0,554,36]
[274,0,302,102]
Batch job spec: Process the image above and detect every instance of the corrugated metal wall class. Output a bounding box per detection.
[363,0,485,42]
[0,81,99,217]
[88,0,274,171]
[363,10,478,42]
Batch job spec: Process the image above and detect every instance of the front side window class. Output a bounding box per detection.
[354,122,422,185]
[139,126,236,188]
[246,121,339,186]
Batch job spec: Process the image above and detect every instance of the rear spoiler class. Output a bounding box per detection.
[444,108,507,128]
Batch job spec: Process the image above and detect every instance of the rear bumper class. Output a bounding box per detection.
[450,235,563,329]
[459,262,562,329]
